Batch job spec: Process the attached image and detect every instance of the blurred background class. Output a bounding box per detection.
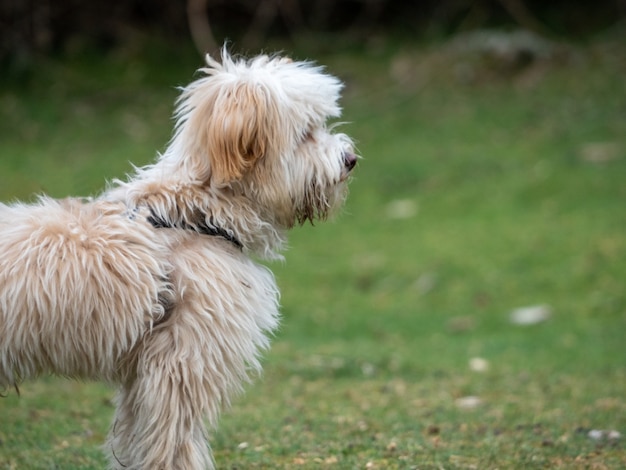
[2,0,626,62]
[1,1,625,468]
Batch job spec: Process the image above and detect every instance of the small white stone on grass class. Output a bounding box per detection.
[510,305,551,325]
[455,396,482,409]
[588,429,604,440]
[469,357,489,372]
[588,429,622,441]
[608,430,622,440]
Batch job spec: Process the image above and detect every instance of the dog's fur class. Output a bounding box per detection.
[0,51,356,469]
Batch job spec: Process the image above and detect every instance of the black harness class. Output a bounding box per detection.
[146,210,243,249]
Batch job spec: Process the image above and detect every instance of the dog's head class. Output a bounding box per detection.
[174,50,357,227]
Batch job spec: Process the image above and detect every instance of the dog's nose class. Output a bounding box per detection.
[343,152,357,172]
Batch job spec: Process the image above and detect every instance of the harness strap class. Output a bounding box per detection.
[146,210,243,249]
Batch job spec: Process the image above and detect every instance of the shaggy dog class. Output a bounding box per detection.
[0,51,356,469]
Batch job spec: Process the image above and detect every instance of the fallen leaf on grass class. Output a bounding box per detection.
[580,142,621,164]
[414,272,438,295]
[426,425,440,435]
[447,315,475,333]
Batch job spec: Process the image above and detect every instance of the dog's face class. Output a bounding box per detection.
[176,52,356,227]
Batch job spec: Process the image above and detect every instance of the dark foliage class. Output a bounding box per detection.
[1,0,624,63]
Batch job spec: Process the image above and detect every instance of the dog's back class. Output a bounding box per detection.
[0,197,171,386]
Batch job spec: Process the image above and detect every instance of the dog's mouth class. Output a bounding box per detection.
[340,151,357,182]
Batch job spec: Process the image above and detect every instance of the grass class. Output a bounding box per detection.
[0,33,625,469]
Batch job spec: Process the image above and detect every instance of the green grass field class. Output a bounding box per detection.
[0,33,624,469]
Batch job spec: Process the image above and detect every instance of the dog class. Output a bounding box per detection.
[0,50,356,469]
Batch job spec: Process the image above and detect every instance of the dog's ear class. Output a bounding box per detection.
[192,80,276,185]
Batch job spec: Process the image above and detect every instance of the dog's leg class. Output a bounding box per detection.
[106,328,218,470]
[107,374,214,470]
[104,242,278,469]
[106,385,136,469]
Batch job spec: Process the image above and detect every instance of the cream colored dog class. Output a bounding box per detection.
[0,50,356,469]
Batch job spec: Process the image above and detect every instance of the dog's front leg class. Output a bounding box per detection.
[106,338,216,470]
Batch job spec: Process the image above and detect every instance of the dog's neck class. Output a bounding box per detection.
[145,208,244,249]
[108,170,287,260]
